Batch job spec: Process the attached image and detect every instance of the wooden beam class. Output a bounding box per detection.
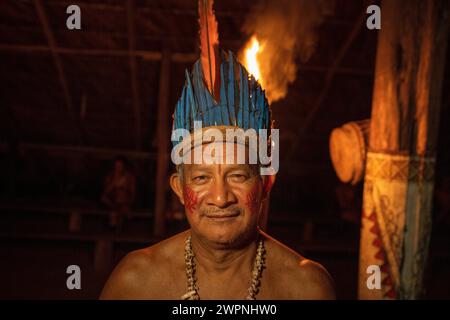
[0,43,197,62]
[44,0,355,27]
[137,13,160,34]
[287,6,367,160]
[33,0,86,145]
[153,49,171,237]
[0,24,243,48]
[0,142,156,160]
[0,43,374,76]
[126,0,142,149]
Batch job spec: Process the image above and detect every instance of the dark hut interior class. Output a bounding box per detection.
[0,0,449,299]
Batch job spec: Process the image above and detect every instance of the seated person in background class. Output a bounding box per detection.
[101,156,136,230]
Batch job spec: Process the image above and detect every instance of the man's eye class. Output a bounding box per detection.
[193,175,209,183]
[229,174,248,182]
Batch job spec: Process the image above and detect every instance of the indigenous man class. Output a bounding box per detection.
[101,0,335,300]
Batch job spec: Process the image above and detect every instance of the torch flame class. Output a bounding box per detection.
[243,36,263,82]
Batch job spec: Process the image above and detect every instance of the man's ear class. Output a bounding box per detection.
[262,174,276,199]
[170,172,185,205]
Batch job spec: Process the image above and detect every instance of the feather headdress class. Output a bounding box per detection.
[172,0,271,146]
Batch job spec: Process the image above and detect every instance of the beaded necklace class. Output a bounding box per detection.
[181,235,266,300]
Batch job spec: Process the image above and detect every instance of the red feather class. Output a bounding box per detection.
[198,0,220,100]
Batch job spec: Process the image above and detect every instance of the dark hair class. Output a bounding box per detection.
[114,155,128,164]
[113,155,133,172]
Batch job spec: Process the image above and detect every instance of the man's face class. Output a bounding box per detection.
[171,143,271,247]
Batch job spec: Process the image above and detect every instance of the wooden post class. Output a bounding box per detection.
[358,0,449,299]
[153,49,171,236]
[126,0,143,149]
[94,239,113,274]
[68,210,82,233]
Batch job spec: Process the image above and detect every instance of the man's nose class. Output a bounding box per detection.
[206,179,237,208]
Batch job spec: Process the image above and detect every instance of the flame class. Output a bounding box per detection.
[242,36,263,82]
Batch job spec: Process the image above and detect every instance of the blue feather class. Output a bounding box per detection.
[249,76,255,129]
[227,51,236,125]
[185,69,195,130]
[175,100,180,130]
[237,65,244,127]
[220,62,230,125]
[193,62,207,125]
[179,86,186,129]
[257,86,263,129]
[242,69,249,129]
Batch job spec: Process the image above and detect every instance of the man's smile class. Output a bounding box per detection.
[202,208,242,221]
[205,212,241,220]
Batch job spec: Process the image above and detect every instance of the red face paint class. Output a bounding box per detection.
[183,185,198,214]
[245,183,260,215]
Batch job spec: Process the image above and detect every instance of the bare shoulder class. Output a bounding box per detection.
[293,258,336,299]
[100,230,188,299]
[263,233,336,300]
[99,247,154,299]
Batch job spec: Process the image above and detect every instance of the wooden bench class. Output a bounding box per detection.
[0,203,153,233]
[0,231,161,273]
